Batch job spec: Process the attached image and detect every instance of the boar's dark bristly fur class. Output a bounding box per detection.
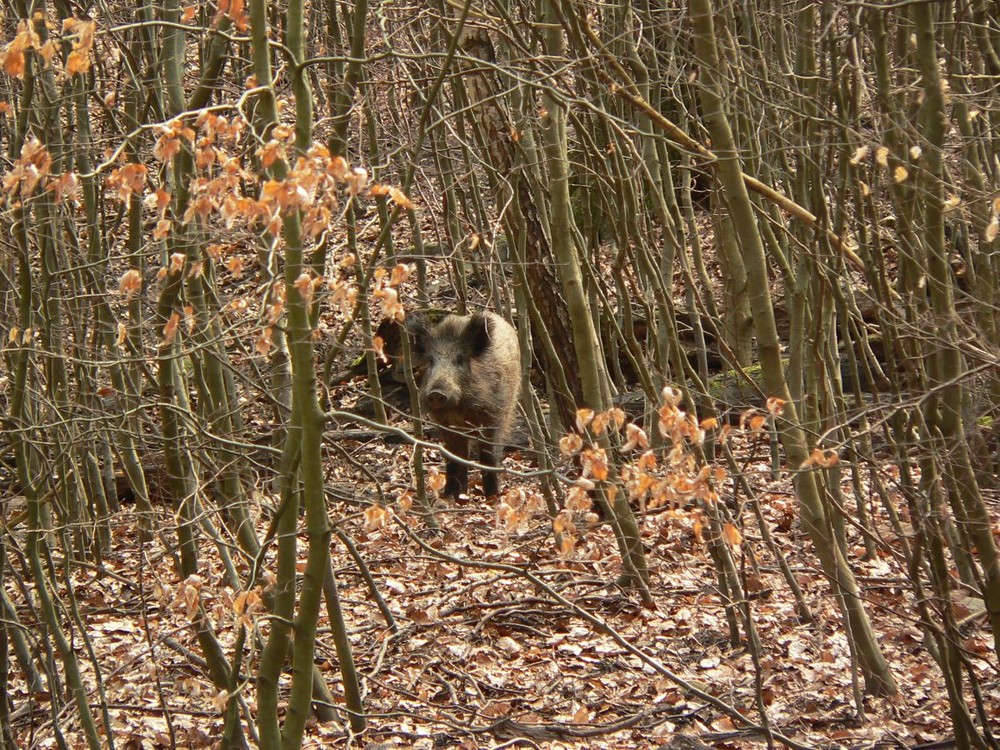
[408,311,521,497]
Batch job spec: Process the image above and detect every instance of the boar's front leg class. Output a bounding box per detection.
[479,428,501,497]
[441,429,470,497]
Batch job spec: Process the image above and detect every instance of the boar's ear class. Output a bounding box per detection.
[466,313,493,357]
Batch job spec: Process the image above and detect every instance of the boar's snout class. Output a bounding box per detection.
[425,387,451,410]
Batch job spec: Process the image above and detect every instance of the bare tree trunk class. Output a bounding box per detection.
[540,0,650,596]
[912,2,1000,663]
[688,0,897,697]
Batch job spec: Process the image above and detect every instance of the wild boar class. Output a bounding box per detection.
[407,311,521,497]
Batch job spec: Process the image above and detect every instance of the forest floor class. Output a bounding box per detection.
[6,417,999,749]
[4,187,999,750]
